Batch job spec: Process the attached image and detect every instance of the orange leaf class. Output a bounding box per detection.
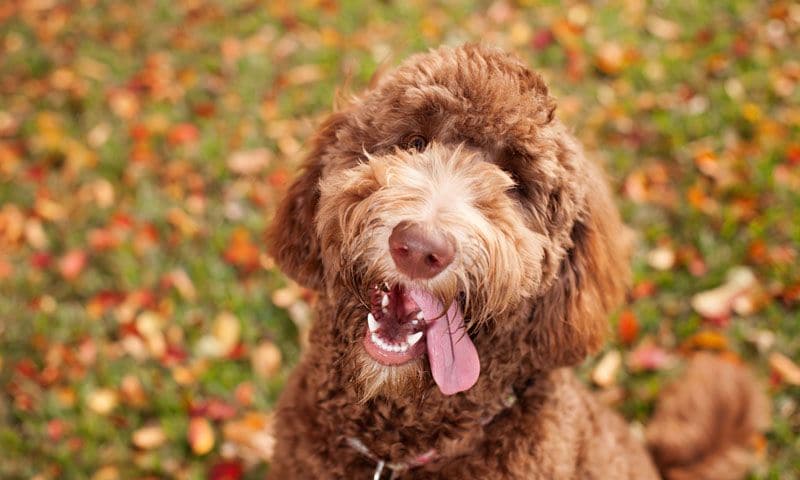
[223,228,260,271]
[681,330,728,352]
[188,417,215,455]
[617,310,639,345]
[0,256,12,280]
[167,123,199,145]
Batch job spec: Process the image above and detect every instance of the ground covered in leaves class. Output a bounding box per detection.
[0,1,798,478]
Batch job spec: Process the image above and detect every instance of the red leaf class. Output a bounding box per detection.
[47,419,68,442]
[617,310,639,345]
[787,143,800,166]
[531,29,554,50]
[208,460,243,480]
[190,398,237,421]
[30,252,52,269]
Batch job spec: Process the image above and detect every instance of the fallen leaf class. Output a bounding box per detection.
[87,388,118,415]
[188,417,215,455]
[197,312,241,358]
[769,352,800,386]
[213,312,240,356]
[167,123,199,145]
[208,460,244,480]
[595,42,626,75]
[222,412,275,462]
[681,330,728,352]
[617,310,639,345]
[646,16,681,40]
[691,266,758,322]
[132,425,166,450]
[627,340,674,372]
[59,249,88,280]
[91,466,120,480]
[592,350,621,387]
[271,285,300,308]
[745,329,776,354]
[24,218,49,249]
[47,418,68,442]
[223,228,260,271]
[120,374,147,407]
[647,246,675,271]
[0,256,12,280]
[251,341,282,379]
[165,268,197,301]
[234,382,255,407]
[191,398,238,421]
[227,148,271,175]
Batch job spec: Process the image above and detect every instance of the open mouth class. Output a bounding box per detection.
[362,282,481,395]
[362,283,427,365]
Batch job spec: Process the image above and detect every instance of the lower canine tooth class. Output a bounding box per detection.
[381,294,389,308]
[367,313,379,332]
[407,331,423,346]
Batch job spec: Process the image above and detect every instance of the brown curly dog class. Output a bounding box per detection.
[267,44,769,479]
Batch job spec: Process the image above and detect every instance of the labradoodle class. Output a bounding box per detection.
[266,44,768,479]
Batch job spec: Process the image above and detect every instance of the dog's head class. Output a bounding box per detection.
[269,44,631,398]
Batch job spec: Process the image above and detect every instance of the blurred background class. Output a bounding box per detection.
[0,0,798,478]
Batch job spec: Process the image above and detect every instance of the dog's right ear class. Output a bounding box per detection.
[267,112,348,291]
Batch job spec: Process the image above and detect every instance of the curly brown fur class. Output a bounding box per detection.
[646,353,770,480]
[267,44,767,479]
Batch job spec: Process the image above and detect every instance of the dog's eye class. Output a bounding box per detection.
[405,135,428,152]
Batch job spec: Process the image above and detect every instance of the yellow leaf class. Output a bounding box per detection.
[132,425,166,449]
[188,417,215,455]
[87,388,118,415]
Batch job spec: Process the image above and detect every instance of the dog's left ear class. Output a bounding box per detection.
[267,111,349,291]
[527,158,633,369]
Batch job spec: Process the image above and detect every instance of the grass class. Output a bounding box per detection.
[0,0,798,478]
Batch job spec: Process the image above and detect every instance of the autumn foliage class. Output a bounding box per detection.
[0,1,798,478]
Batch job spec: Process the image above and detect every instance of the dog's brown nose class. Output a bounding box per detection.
[389,221,455,279]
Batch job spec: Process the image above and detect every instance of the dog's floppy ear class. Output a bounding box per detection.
[267,112,349,291]
[527,159,633,369]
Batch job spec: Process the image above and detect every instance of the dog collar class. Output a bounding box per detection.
[345,388,518,479]
[345,436,438,480]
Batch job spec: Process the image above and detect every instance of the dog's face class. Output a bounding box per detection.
[270,45,630,399]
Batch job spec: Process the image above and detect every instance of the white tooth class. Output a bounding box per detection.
[416,311,424,321]
[407,331,423,346]
[371,333,379,344]
[381,294,389,308]
[392,344,401,352]
[399,343,408,352]
[367,313,379,332]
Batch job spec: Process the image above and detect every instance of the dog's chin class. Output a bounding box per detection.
[355,350,425,402]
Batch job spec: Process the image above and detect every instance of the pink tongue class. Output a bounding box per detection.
[409,288,480,395]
